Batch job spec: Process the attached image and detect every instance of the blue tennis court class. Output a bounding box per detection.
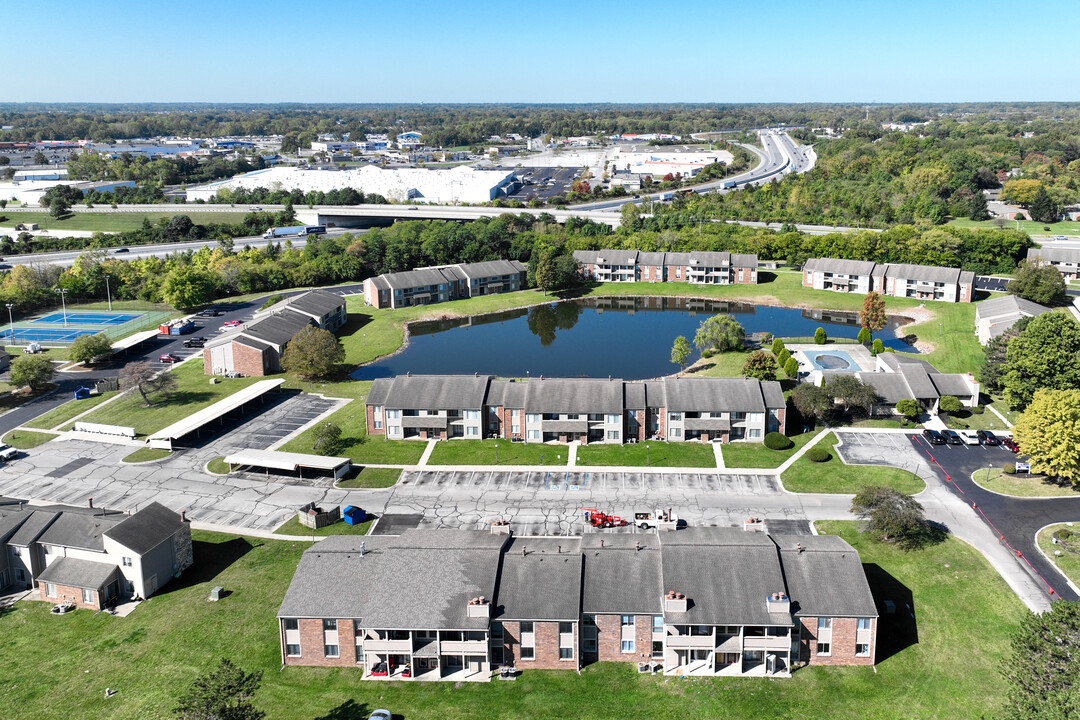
[6,327,99,342]
[33,312,143,325]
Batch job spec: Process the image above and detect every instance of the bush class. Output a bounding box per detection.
[807,447,831,462]
[871,338,885,356]
[857,327,872,344]
[771,338,785,355]
[701,348,714,358]
[814,327,827,345]
[1003,463,1016,475]
[764,432,794,451]
[1055,529,1075,541]
[260,293,285,310]
[777,348,791,368]
[784,356,799,378]
[1015,213,1026,221]
[970,405,984,414]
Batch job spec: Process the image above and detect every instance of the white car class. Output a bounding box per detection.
[0,444,19,461]
[958,429,980,446]
[367,711,391,720]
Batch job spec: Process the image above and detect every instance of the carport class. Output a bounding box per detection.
[222,449,351,480]
[147,379,285,450]
[109,329,161,357]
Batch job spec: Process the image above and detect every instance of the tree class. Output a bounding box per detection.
[533,249,559,296]
[122,361,177,407]
[1003,312,1080,409]
[281,325,345,379]
[1001,178,1043,206]
[33,150,47,165]
[784,356,799,378]
[980,316,1031,392]
[174,658,265,720]
[861,291,887,333]
[9,354,55,391]
[851,485,932,549]
[1000,600,1080,720]
[825,374,879,417]
[895,398,922,421]
[1029,185,1059,224]
[968,190,991,221]
[814,327,827,344]
[693,315,745,352]
[162,266,216,310]
[871,338,885,356]
[312,422,343,456]
[1007,260,1067,305]
[1012,389,1080,486]
[777,347,791,369]
[857,327,872,345]
[791,383,832,425]
[938,395,963,415]
[670,335,691,371]
[48,196,70,219]
[771,338,785,355]
[68,332,112,365]
[742,350,777,381]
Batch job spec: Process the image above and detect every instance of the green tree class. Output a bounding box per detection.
[33,150,47,165]
[791,383,832,425]
[161,266,216,310]
[770,337,785,355]
[693,314,745,352]
[871,338,885,356]
[814,327,827,344]
[281,325,345,379]
[670,335,692,371]
[1029,185,1059,224]
[825,374,879,417]
[173,658,265,720]
[741,350,777,381]
[938,395,963,415]
[777,347,791,368]
[68,332,112,365]
[851,485,933,550]
[122,360,177,407]
[784,356,799,378]
[861,291,887,333]
[969,190,991,221]
[1012,389,1080,485]
[9,354,56,391]
[1000,599,1080,720]
[312,422,343,456]
[48,196,70,219]
[1007,260,1067,305]
[857,327,872,345]
[895,398,922,421]
[1003,312,1080,409]
[979,316,1031,392]
[533,248,559,296]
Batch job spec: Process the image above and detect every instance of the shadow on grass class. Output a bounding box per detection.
[758,270,778,284]
[862,562,917,664]
[154,537,256,596]
[313,700,374,720]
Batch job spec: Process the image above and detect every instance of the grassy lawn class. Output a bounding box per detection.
[0,524,1027,720]
[972,468,1080,498]
[949,217,1080,235]
[23,390,119,430]
[781,432,925,494]
[1,210,247,233]
[684,349,754,377]
[75,360,263,436]
[942,408,1011,432]
[3,345,70,360]
[892,301,984,375]
[848,418,905,429]
[122,447,173,463]
[575,441,716,467]
[721,430,817,468]
[987,395,1020,425]
[336,467,401,488]
[274,516,373,537]
[428,439,568,466]
[2,430,58,449]
[207,457,231,474]
[1036,524,1080,588]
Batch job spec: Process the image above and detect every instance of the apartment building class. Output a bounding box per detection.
[366,374,786,444]
[573,249,759,285]
[974,295,1050,345]
[1027,247,1080,280]
[802,258,974,302]
[251,289,347,332]
[278,528,877,680]
[363,259,527,309]
[0,502,193,610]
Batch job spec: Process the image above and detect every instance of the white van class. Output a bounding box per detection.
[23,342,41,354]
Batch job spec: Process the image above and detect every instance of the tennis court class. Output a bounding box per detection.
[33,312,143,325]
[3,307,175,345]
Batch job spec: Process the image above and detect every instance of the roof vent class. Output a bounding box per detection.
[766,592,790,613]
[664,590,688,613]
[796,542,804,553]
[467,596,491,618]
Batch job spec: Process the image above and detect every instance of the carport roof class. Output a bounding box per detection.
[495,538,582,621]
[110,329,161,352]
[223,449,350,473]
[148,379,285,443]
[36,557,120,591]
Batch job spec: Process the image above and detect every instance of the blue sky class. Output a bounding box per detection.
[5,0,1077,103]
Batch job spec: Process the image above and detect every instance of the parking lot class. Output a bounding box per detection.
[500,167,582,202]
[399,469,783,495]
[834,430,1018,484]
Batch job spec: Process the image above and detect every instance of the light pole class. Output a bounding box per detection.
[6,303,14,346]
[646,443,650,467]
[495,442,498,465]
[985,463,993,485]
[56,288,69,327]
[104,274,112,312]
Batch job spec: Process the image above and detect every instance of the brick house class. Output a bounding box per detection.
[802,258,974,302]
[574,249,758,285]
[363,260,527,310]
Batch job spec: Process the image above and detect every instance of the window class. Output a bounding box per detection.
[491,622,503,639]
[284,619,298,631]
[323,619,337,630]
[559,647,573,660]
[606,414,618,424]
[606,430,619,440]
[653,615,663,631]
[669,412,682,422]
[45,583,56,598]
[465,410,480,420]
[671,428,682,438]
[559,622,573,634]
[82,588,94,604]
[520,647,534,659]
[857,618,871,631]
[621,615,635,627]
[817,642,831,656]
[818,617,832,630]
[386,410,400,419]
[466,426,479,437]
[324,645,339,657]
[511,423,521,435]
[652,641,664,659]
[527,430,540,440]
[747,428,762,439]
[389,426,401,437]
[286,644,301,657]
[526,414,541,424]
[15,569,25,582]
[122,557,132,567]
[856,643,870,656]
[374,419,383,430]
[520,621,533,633]
[621,640,636,653]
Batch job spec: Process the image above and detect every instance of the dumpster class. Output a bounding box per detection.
[74,386,91,400]
[343,506,367,525]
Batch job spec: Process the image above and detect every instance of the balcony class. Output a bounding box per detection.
[365,638,412,653]
[716,635,742,653]
[666,634,714,649]
[441,639,488,654]
[743,636,790,651]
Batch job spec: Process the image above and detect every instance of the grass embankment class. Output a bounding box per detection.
[0,210,248,233]
[972,468,1080,498]
[576,441,716,468]
[122,447,173,463]
[273,516,373,537]
[0,525,1026,720]
[3,346,70,360]
[337,467,401,488]
[2,430,58,449]
[24,390,118,430]
[428,440,567,466]
[949,217,1080,236]
[1036,524,1080,588]
[721,430,817,468]
[781,432,925,494]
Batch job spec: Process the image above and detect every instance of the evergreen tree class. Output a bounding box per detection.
[1029,186,1059,224]
[969,190,991,221]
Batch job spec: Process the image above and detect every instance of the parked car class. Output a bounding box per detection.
[368,711,391,720]
[197,308,222,317]
[113,247,129,253]
[0,264,11,270]
[977,430,1000,446]
[958,429,980,445]
[942,429,963,445]
[223,320,242,327]
[922,428,946,445]
[159,353,182,363]
[0,444,19,462]
[183,337,207,348]
[1001,437,1020,453]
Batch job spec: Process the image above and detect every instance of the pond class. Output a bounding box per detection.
[353,296,916,381]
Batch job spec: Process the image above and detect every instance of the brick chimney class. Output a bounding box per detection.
[765,592,790,613]
[467,596,490,618]
[663,590,688,613]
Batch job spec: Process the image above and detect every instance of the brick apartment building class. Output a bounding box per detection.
[365,374,785,444]
[802,258,974,302]
[573,249,759,285]
[1026,246,1080,280]
[277,527,877,681]
[362,260,528,310]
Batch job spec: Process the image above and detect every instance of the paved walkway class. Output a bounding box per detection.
[713,443,725,469]
[416,440,437,467]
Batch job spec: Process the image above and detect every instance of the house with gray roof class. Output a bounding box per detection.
[974,295,1050,345]
[802,258,974,302]
[1027,246,1080,279]
[252,289,347,332]
[573,249,758,285]
[363,259,527,309]
[807,353,979,415]
[277,527,876,680]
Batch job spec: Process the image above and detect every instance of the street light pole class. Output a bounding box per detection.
[985,463,993,485]
[495,442,498,465]
[104,275,112,312]
[646,443,650,467]
[56,288,69,327]
[6,303,14,346]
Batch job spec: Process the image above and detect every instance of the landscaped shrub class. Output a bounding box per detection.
[701,349,714,358]
[807,447,831,462]
[857,327,871,344]
[1055,529,1074,541]
[970,405,984,414]
[771,338,785,355]
[260,293,285,310]
[871,338,885,356]
[1003,463,1016,474]
[777,348,791,368]
[784,357,799,378]
[764,432,794,451]
[814,327,827,344]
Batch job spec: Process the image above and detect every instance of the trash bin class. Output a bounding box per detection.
[343,506,367,525]
[74,386,91,400]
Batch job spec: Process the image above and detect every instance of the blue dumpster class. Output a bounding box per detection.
[343,506,367,525]
[74,386,91,400]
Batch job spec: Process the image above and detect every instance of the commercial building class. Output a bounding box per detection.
[277,527,877,680]
[573,249,759,285]
[974,295,1050,345]
[802,258,974,302]
[362,259,527,310]
[1026,247,1080,280]
[0,502,192,610]
[365,375,785,444]
[203,290,346,376]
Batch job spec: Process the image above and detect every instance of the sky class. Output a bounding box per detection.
[3,0,1077,104]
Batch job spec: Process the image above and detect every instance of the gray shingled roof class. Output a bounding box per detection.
[456,259,526,279]
[104,502,184,555]
[382,375,492,410]
[637,252,666,266]
[572,250,598,264]
[366,378,391,406]
[284,289,346,317]
[856,373,916,404]
[38,513,120,552]
[760,381,785,410]
[806,258,878,276]
[1028,246,1080,264]
[884,263,963,284]
[525,378,623,414]
[731,253,758,268]
[663,378,766,413]
[7,510,59,546]
[877,353,938,374]
[773,535,877,618]
[496,538,582,621]
[976,295,1049,322]
[898,365,939,399]
[581,534,663,615]
[238,310,316,347]
[0,510,32,542]
[378,266,461,291]
[687,251,731,267]
[594,249,638,265]
[929,374,975,397]
[36,557,120,591]
[624,383,646,410]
